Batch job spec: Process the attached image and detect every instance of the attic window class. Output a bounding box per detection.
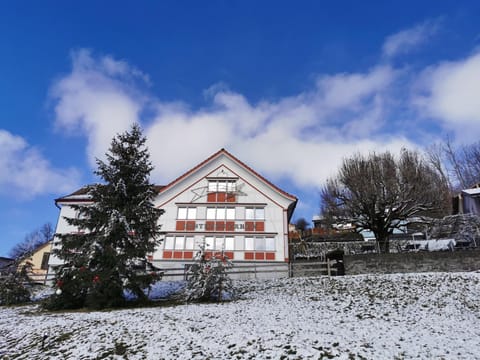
[208,180,237,193]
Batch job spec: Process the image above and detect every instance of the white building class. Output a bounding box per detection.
[49,149,297,279]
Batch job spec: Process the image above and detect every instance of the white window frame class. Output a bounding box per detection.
[265,238,275,251]
[206,207,235,220]
[174,237,184,250]
[165,236,174,250]
[178,207,197,220]
[185,237,195,250]
[208,180,237,193]
[246,207,265,220]
[225,237,235,251]
[244,236,275,251]
[245,237,254,251]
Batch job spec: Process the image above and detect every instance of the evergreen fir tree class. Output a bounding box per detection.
[47,124,164,310]
[183,243,235,303]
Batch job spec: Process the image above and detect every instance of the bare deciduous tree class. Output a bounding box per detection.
[321,149,450,253]
[9,223,54,260]
[443,139,480,190]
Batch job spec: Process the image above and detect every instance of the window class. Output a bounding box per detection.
[225,237,235,251]
[165,236,197,250]
[208,180,237,192]
[244,237,275,251]
[177,207,196,220]
[215,237,224,250]
[185,237,195,250]
[187,208,196,220]
[41,252,50,270]
[207,208,215,219]
[218,182,227,192]
[255,238,266,251]
[226,208,235,219]
[255,208,265,220]
[165,236,175,249]
[217,208,226,220]
[246,207,265,220]
[205,236,215,250]
[174,237,184,250]
[206,207,235,220]
[203,236,235,250]
[245,237,254,251]
[265,238,275,251]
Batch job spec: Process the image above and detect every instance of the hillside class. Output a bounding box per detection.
[1,272,479,359]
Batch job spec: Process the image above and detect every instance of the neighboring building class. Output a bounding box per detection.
[49,149,297,279]
[452,184,480,215]
[18,241,53,283]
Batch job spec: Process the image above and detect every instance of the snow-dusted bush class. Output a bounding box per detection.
[183,247,235,303]
[0,264,31,306]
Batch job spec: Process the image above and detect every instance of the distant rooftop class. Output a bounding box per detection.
[462,188,480,196]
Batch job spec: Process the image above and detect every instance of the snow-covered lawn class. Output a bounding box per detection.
[1,272,480,359]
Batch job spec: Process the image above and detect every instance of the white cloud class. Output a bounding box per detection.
[383,20,440,58]
[316,66,395,110]
[413,52,480,142]
[50,49,146,167]
[0,130,80,198]
[50,49,416,191]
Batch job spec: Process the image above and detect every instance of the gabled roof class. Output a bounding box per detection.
[158,148,297,201]
[55,186,92,204]
[55,185,166,205]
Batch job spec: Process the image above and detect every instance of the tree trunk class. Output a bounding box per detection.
[376,235,390,253]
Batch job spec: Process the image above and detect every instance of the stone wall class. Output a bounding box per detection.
[344,250,480,275]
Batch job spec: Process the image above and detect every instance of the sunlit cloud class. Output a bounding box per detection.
[0,130,80,198]
[50,49,417,191]
[413,52,480,143]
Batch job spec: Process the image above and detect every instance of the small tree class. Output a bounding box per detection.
[47,124,164,310]
[183,244,234,303]
[321,149,450,253]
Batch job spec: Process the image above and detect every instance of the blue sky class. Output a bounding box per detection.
[2,1,480,256]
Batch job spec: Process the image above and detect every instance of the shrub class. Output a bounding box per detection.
[0,264,32,306]
[183,246,235,302]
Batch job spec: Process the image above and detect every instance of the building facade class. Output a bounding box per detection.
[49,149,297,279]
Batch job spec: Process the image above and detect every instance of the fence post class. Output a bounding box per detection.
[327,259,331,277]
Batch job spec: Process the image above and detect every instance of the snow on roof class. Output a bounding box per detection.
[462,188,480,196]
[55,185,166,204]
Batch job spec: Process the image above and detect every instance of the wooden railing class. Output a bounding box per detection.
[11,260,336,285]
[288,259,338,277]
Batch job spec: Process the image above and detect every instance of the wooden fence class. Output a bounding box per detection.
[18,260,336,285]
[288,259,337,277]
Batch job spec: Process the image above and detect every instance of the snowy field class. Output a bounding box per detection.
[1,272,480,359]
